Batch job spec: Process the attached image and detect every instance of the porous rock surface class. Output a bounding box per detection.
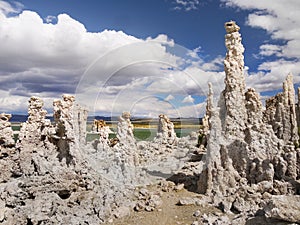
[6,103,198,223]
[0,113,14,148]
[92,119,113,149]
[117,111,135,146]
[86,112,199,186]
[264,73,299,145]
[221,21,247,138]
[264,195,300,223]
[0,95,133,224]
[155,114,177,145]
[196,21,300,224]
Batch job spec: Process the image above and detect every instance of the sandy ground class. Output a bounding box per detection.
[105,185,220,225]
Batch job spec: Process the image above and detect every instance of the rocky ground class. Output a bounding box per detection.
[105,181,300,225]
[105,182,218,225]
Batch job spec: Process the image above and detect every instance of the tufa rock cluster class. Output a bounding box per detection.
[0,95,134,224]
[197,20,300,223]
[156,114,177,145]
[117,111,136,147]
[0,113,14,148]
[264,73,299,145]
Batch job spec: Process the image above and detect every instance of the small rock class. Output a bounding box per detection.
[134,201,145,212]
[192,221,199,225]
[160,180,175,188]
[145,206,153,212]
[264,195,300,223]
[139,188,149,196]
[218,200,232,213]
[193,210,201,217]
[0,200,5,222]
[113,206,131,218]
[262,192,272,200]
[149,194,162,207]
[257,181,273,193]
[175,183,185,191]
[177,197,197,206]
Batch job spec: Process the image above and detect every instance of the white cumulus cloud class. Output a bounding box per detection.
[0,2,225,118]
[182,95,195,104]
[165,94,175,101]
[222,0,300,93]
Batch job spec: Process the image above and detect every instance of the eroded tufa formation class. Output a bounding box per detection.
[0,113,14,147]
[52,94,88,164]
[117,112,135,146]
[221,21,247,138]
[264,73,299,145]
[156,114,177,145]
[93,119,113,149]
[198,21,300,218]
[0,95,135,224]
[18,96,55,146]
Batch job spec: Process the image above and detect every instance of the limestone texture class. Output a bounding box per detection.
[221,21,247,138]
[117,112,135,146]
[18,96,55,147]
[0,96,134,224]
[92,119,113,149]
[196,20,300,224]
[264,195,300,223]
[156,114,177,145]
[0,113,14,147]
[264,73,299,145]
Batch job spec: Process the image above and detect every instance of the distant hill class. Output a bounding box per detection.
[10,115,28,122]
[88,116,119,122]
[11,114,53,123]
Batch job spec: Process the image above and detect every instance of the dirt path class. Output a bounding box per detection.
[105,185,220,225]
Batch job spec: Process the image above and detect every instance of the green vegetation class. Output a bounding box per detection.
[11,124,20,131]
[134,128,155,140]
[86,128,198,142]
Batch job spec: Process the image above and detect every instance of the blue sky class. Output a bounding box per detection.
[0,0,300,117]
